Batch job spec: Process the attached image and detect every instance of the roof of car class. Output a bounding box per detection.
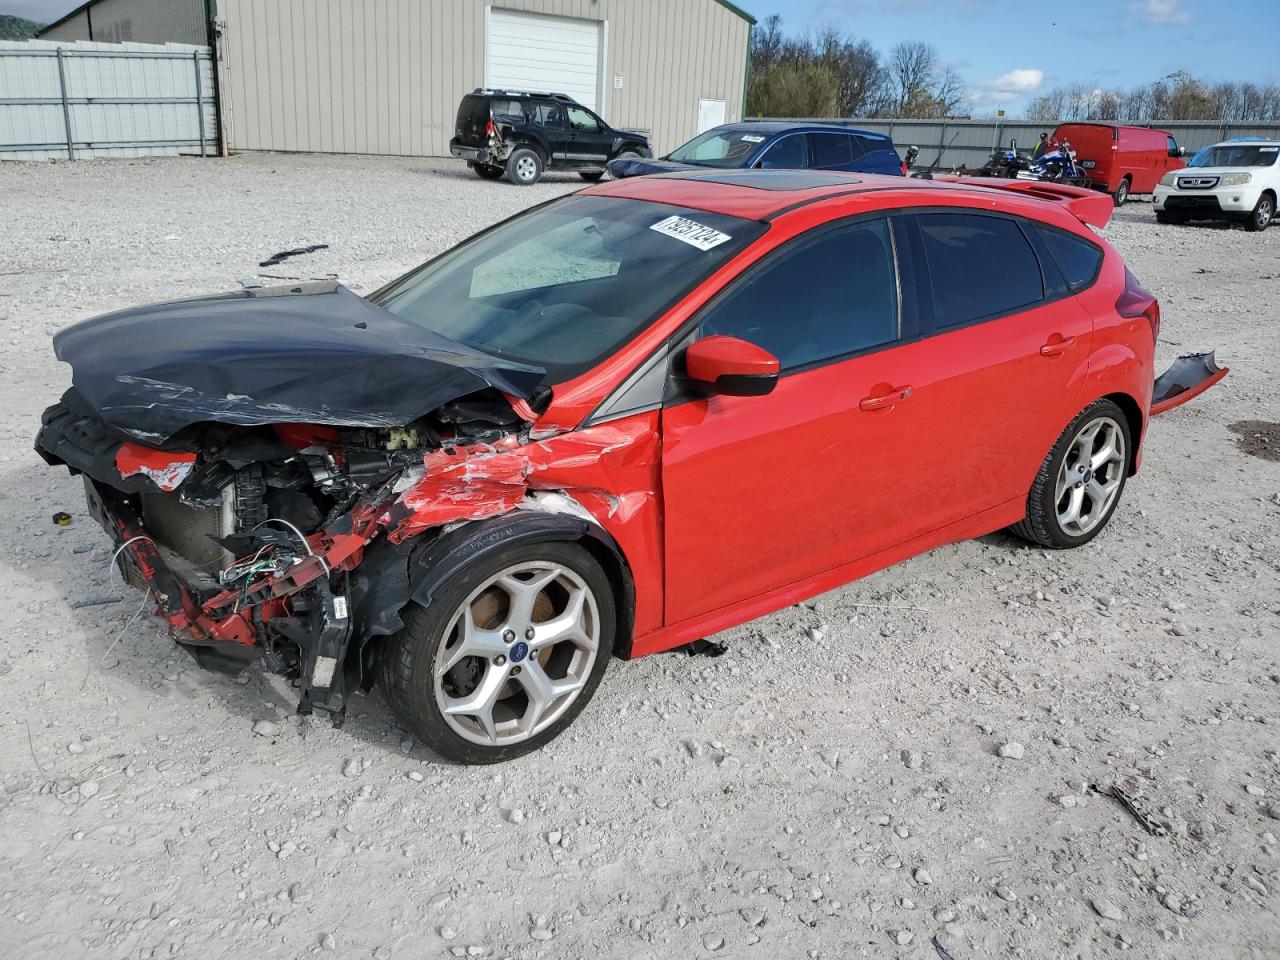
[1211,137,1280,146]
[711,121,891,140]
[584,169,1101,228]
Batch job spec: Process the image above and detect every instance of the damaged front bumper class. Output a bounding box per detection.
[80,472,396,723]
[1151,352,1229,416]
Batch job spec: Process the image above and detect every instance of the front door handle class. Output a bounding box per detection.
[1040,335,1076,357]
[859,385,913,413]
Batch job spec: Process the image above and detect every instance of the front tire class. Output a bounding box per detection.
[505,147,543,186]
[378,541,614,764]
[1245,192,1274,232]
[578,169,605,182]
[1010,400,1132,549]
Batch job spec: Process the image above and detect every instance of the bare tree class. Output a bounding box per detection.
[888,42,964,118]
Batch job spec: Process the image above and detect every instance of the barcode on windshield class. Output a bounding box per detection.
[649,215,732,251]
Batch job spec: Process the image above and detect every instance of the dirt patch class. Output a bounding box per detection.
[1229,420,1280,461]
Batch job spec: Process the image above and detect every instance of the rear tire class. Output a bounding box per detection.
[1113,177,1130,207]
[578,169,605,182]
[1010,399,1132,549]
[472,162,504,181]
[1245,192,1274,232]
[505,147,543,186]
[378,541,614,764]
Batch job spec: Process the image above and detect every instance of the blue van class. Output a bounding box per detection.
[608,121,904,179]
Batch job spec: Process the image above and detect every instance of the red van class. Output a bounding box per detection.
[1052,123,1186,206]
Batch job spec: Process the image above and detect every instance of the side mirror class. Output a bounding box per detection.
[685,335,780,397]
[1177,146,1186,157]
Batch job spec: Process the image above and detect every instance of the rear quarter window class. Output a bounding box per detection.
[916,213,1044,329]
[1036,226,1103,291]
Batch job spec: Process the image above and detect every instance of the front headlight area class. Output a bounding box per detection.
[1220,172,1253,187]
[1158,171,1177,187]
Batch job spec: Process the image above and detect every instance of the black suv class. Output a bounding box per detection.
[450,89,651,186]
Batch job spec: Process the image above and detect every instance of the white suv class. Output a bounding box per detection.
[1153,139,1279,232]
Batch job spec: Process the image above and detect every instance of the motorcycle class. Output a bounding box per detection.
[1021,139,1088,185]
[979,148,1032,179]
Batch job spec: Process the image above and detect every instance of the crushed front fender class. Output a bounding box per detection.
[1151,352,1229,416]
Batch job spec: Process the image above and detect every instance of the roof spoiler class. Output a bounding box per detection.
[937,176,1114,229]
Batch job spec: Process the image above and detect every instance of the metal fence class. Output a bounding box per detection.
[763,117,1280,171]
[0,40,216,161]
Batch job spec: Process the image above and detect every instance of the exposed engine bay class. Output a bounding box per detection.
[39,384,544,722]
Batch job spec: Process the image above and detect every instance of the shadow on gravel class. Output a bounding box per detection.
[1229,420,1280,461]
[0,457,424,762]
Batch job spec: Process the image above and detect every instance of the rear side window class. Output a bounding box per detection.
[810,133,853,168]
[531,101,564,128]
[490,99,525,121]
[1036,226,1103,291]
[916,213,1043,328]
[698,218,899,370]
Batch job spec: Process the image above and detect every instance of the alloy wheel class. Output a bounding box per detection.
[516,156,538,182]
[433,561,600,747]
[1054,416,1126,537]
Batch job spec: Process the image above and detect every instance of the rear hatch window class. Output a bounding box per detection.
[455,95,490,144]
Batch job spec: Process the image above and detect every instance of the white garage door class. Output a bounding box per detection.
[486,9,601,111]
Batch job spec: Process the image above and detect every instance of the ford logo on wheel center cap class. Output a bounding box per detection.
[510,641,530,663]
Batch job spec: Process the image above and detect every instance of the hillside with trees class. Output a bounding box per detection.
[0,13,42,39]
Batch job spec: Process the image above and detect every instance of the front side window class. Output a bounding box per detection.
[916,213,1044,328]
[566,106,601,133]
[810,133,853,168]
[1167,136,1180,157]
[372,197,765,382]
[758,133,810,169]
[698,219,899,370]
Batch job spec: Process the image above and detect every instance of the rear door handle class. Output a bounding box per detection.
[1040,336,1076,358]
[859,385,913,412]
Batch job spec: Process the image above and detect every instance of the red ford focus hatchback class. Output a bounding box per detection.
[37,170,1225,763]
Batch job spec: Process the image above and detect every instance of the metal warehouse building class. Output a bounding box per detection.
[40,0,754,156]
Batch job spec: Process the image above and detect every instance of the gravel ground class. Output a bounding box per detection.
[1,154,1278,960]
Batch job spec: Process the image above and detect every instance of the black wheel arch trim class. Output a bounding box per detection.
[404,510,637,659]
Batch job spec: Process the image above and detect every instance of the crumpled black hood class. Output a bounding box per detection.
[606,157,705,179]
[52,281,545,443]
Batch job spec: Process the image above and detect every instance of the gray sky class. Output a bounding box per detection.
[3,0,73,22]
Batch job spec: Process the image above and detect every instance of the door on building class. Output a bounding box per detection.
[697,99,727,134]
[487,9,602,110]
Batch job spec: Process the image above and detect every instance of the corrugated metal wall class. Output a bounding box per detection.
[0,40,216,160]
[764,117,1280,171]
[216,0,750,158]
[40,0,207,45]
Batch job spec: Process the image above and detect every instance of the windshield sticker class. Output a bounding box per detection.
[740,134,766,143]
[649,215,732,251]
[1260,146,1278,152]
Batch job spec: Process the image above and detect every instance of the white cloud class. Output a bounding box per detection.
[1133,0,1192,24]
[968,67,1045,106]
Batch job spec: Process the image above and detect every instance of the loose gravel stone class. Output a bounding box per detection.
[997,741,1026,760]
[1092,898,1124,921]
[251,719,279,737]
